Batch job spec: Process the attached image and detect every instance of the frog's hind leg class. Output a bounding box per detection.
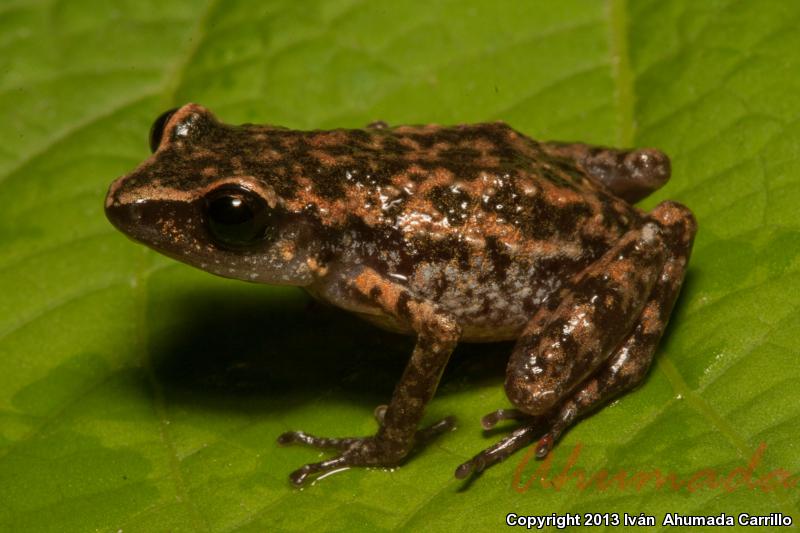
[456,202,696,478]
[542,142,671,203]
[533,202,697,456]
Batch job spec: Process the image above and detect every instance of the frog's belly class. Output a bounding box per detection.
[356,268,563,342]
[404,260,567,341]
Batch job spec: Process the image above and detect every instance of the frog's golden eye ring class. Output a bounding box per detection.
[203,185,276,249]
[149,108,178,153]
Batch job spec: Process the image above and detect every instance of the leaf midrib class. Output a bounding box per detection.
[599,0,800,521]
[608,0,634,147]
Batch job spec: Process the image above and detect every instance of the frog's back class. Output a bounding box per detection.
[268,121,640,243]
[253,122,642,339]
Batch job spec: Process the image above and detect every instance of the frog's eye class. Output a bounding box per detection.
[203,186,276,249]
[149,108,178,153]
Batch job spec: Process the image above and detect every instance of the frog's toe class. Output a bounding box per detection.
[534,433,556,458]
[480,408,526,429]
[277,430,358,450]
[416,415,457,443]
[455,426,539,479]
[289,456,351,486]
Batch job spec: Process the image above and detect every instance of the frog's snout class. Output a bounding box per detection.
[104,198,161,248]
[105,200,142,233]
[105,195,199,252]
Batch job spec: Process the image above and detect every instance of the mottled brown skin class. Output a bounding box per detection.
[105,103,697,485]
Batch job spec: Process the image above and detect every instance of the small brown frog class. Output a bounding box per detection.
[105,104,696,485]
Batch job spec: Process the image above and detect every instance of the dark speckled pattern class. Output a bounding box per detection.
[105,103,697,485]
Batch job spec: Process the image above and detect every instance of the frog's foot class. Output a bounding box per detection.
[456,406,574,478]
[279,416,456,486]
[278,415,455,450]
[455,425,537,479]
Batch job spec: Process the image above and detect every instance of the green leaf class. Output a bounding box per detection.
[2,0,798,531]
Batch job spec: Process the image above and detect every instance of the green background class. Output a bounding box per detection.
[1,0,798,531]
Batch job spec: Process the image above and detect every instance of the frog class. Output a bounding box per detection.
[105,103,697,486]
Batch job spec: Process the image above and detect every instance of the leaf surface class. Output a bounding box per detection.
[1,1,798,531]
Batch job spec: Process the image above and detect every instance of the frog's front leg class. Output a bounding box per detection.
[279,267,461,486]
[457,201,696,478]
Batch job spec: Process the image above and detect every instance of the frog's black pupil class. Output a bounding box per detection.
[149,108,178,153]
[205,188,272,248]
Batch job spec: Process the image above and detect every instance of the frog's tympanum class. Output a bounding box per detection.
[106,104,696,485]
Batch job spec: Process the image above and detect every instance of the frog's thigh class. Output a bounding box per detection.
[542,141,671,203]
[535,200,697,442]
[504,222,668,416]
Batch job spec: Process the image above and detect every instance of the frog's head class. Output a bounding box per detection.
[105,103,315,286]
